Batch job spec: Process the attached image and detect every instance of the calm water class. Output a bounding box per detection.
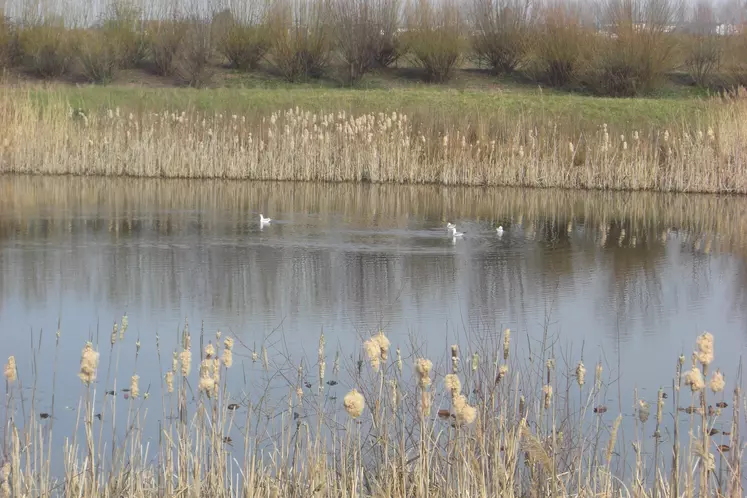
[1,176,746,464]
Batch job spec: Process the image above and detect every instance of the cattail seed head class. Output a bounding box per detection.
[444,374,461,396]
[657,389,664,424]
[695,332,714,366]
[78,342,99,385]
[595,362,603,390]
[576,361,586,387]
[172,352,178,373]
[543,384,553,409]
[684,367,705,392]
[130,375,139,398]
[165,371,174,393]
[205,343,215,359]
[451,345,459,373]
[396,349,402,373]
[415,358,433,389]
[262,346,269,370]
[224,337,234,351]
[198,359,215,396]
[343,389,365,418]
[375,331,390,361]
[709,370,725,393]
[363,339,381,372]
[223,348,233,369]
[180,349,192,377]
[638,399,650,423]
[3,356,16,383]
[252,350,259,363]
[503,329,511,360]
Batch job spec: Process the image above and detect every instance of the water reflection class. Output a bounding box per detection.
[0,176,745,384]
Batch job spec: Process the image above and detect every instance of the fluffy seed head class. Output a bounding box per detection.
[78,342,100,385]
[415,358,433,388]
[363,339,381,372]
[180,349,192,377]
[684,367,705,392]
[638,399,650,423]
[130,375,140,398]
[4,356,16,383]
[374,331,390,361]
[543,384,553,409]
[343,389,365,418]
[695,332,714,366]
[165,371,174,393]
[452,394,477,426]
[576,361,586,387]
[709,370,725,393]
[198,359,216,396]
[205,343,215,359]
[224,337,234,351]
[444,374,461,396]
[223,348,233,369]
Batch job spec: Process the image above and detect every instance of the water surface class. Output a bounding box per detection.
[0,176,745,460]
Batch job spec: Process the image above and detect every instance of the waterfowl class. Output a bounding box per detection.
[260,214,271,225]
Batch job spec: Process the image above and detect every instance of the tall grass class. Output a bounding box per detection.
[1,88,747,192]
[0,319,743,497]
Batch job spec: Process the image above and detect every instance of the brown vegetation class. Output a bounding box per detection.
[0,320,743,497]
[2,0,746,93]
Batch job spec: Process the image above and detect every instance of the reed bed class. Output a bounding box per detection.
[1,320,744,497]
[1,89,747,192]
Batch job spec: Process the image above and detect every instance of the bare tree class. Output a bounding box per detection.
[684,0,722,86]
[471,0,536,74]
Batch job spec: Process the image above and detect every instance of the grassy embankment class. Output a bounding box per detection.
[1,324,743,498]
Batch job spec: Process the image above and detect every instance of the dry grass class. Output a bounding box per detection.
[0,87,746,192]
[1,318,743,497]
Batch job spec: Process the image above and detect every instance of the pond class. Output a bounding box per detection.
[0,175,745,483]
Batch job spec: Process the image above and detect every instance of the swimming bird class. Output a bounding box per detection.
[448,226,464,238]
[496,226,504,236]
[446,222,456,230]
[259,214,271,225]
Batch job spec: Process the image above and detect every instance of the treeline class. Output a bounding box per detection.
[0,0,745,95]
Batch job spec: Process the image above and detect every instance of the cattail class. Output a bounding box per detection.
[709,370,725,393]
[296,386,303,403]
[638,399,650,423]
[519,395,526,417]
[333,351,341,376]
[180,349,192,377]
[695,332,714,366]
[396,349,402,373]
[684,367,705,392]
[415,358,433,389]
[343,389,365,418]
[451,345,459,373]
[165,371,174,393]
[1,462,9,498]
[374,331,390,361]
[421,391,432,416]
[576,361,586,387]
[262,346,269,370]
[78,342,99,385]
[595,362,603,390]
[110,323,117,346]
[452,393,477,426]
[252,350,259,363]
[543,384,553,409]
[389,380,398,408]
[497,364,508,382]
[503,329,511,360]
[444,374,461,396]
[130,375,140,398]
[205,343,215,359]
[198,359,215,396]
[471,353,479,372]
[657,389,664,424]
[363,339,380,372]
[172,352,178,373]
[606,415,622,464]
[223,337,234,369]
[3,356,16,383]
[546,359,555,384]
